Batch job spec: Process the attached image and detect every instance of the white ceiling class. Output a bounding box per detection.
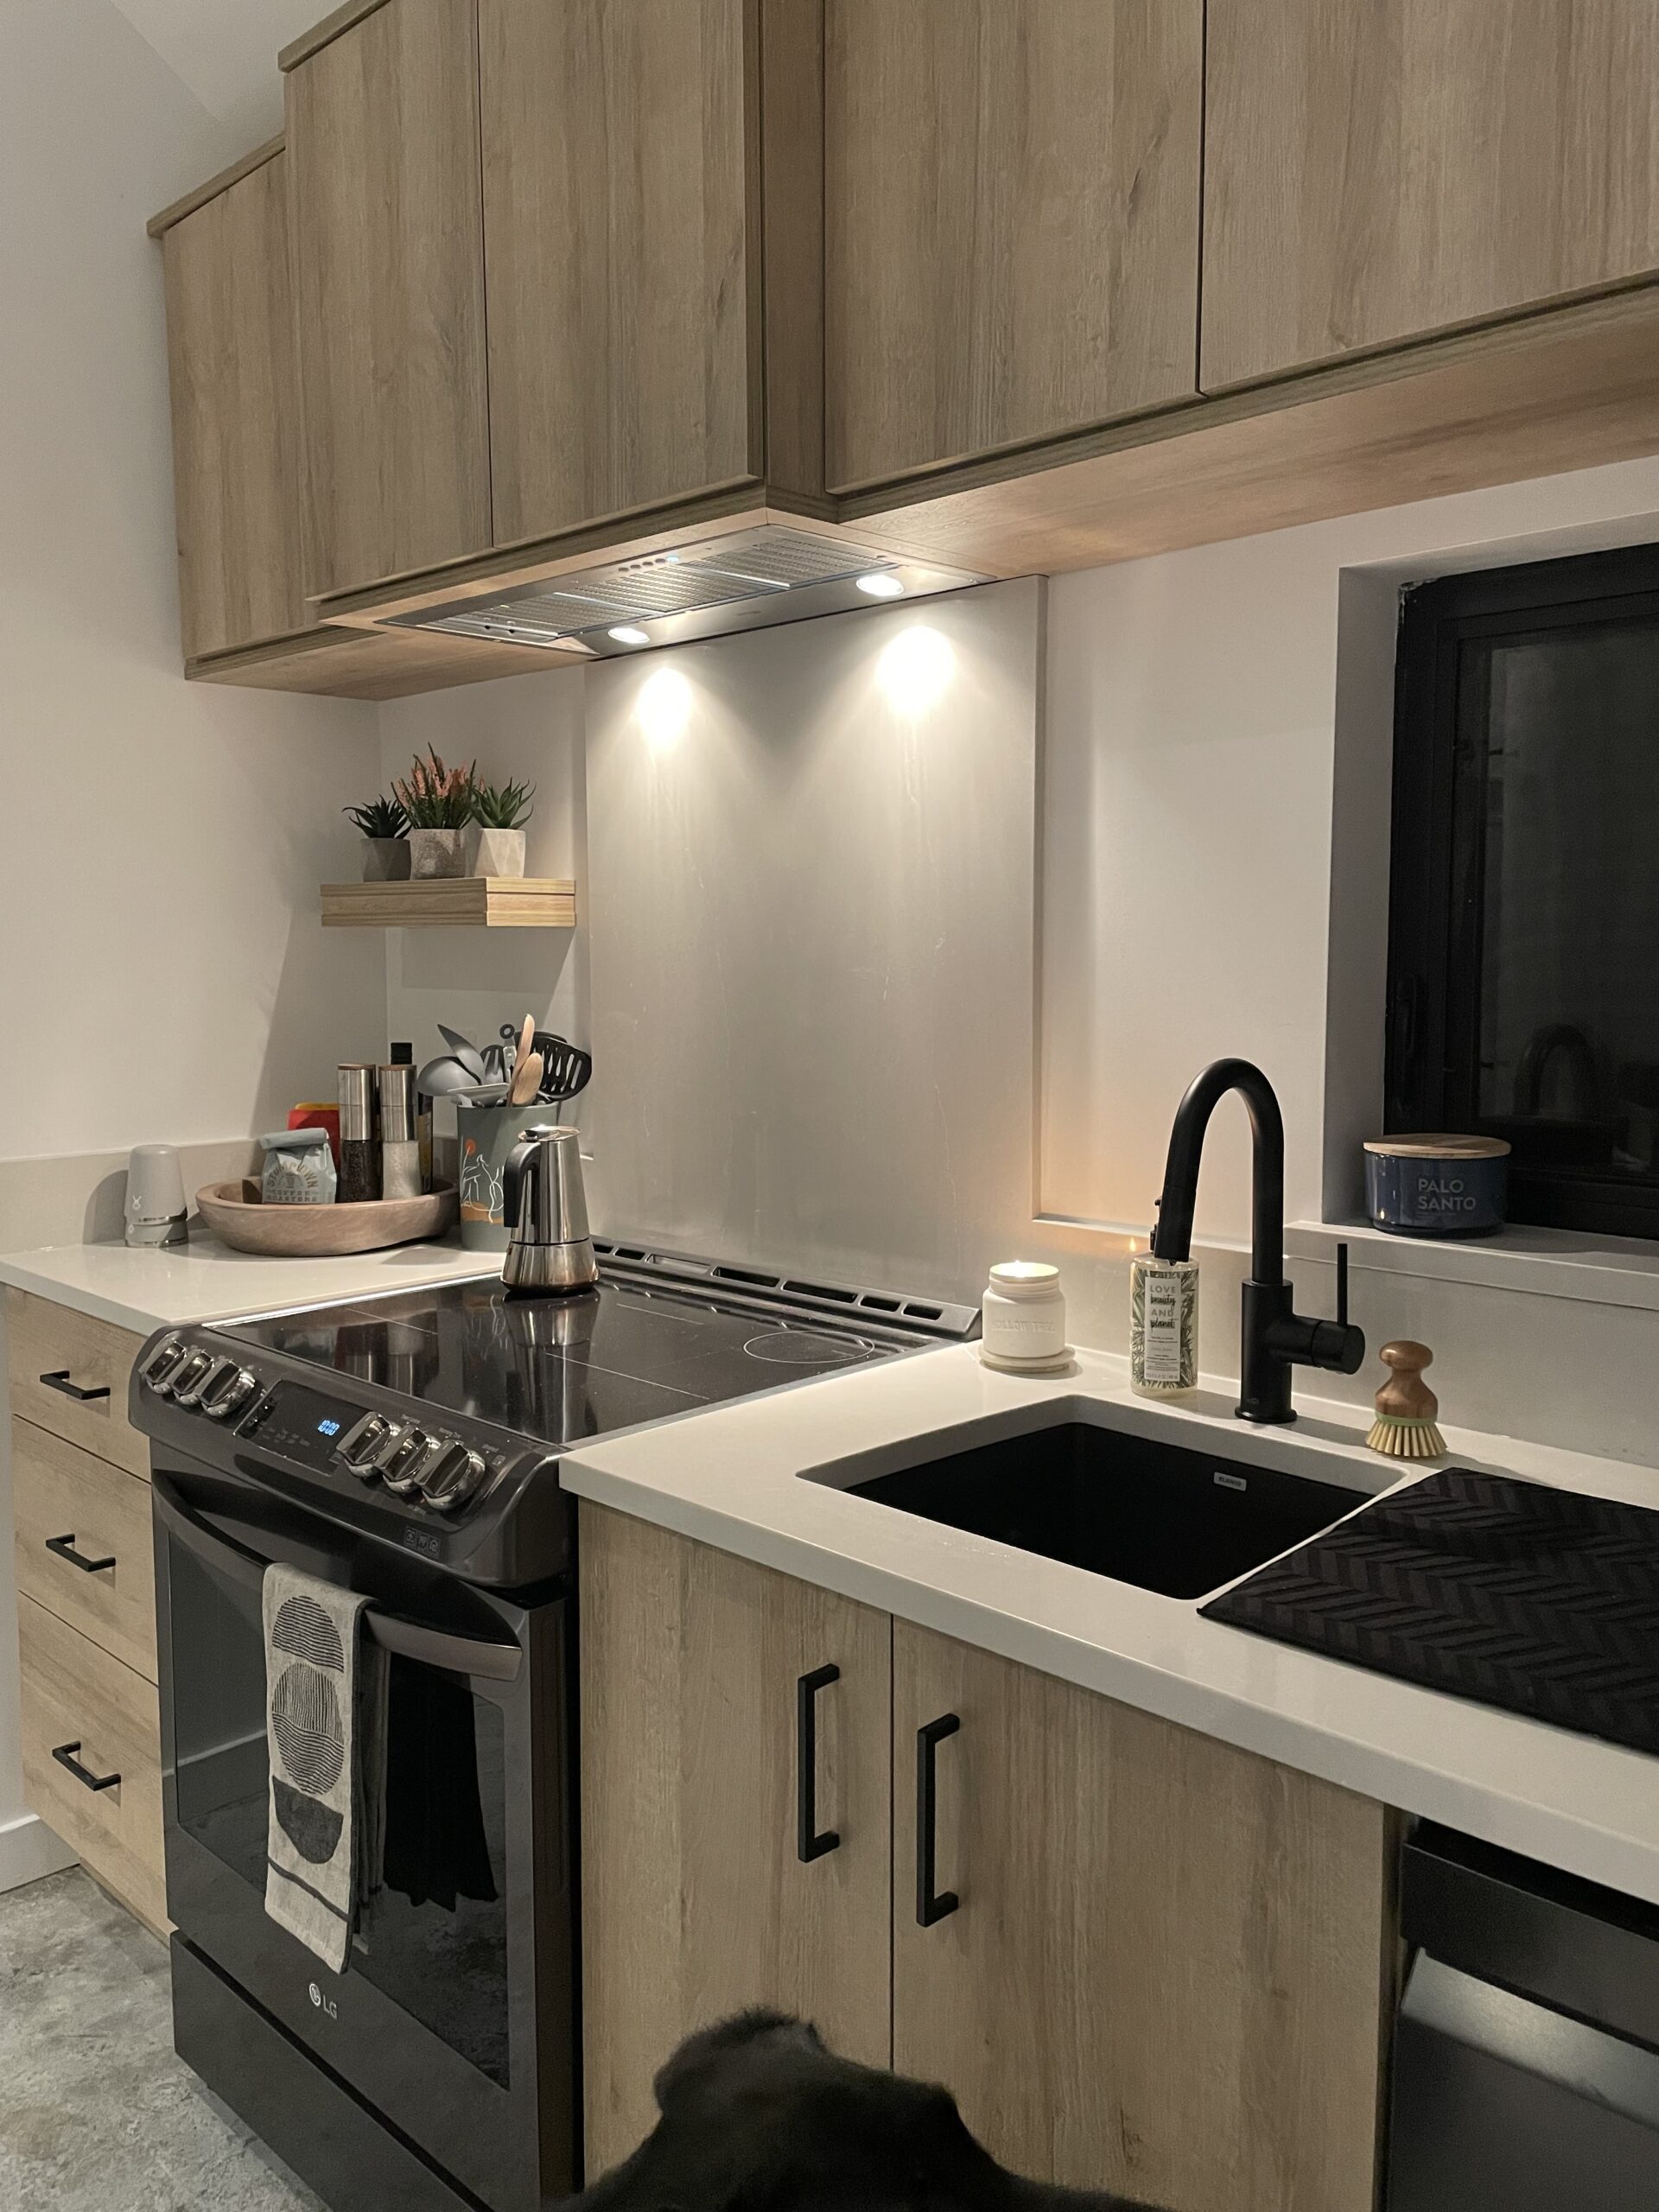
[111,0,323,148]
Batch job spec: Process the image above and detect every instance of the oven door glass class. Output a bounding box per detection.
[164,1531,513,2088]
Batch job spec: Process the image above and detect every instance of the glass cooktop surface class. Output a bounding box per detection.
[227,1272,923,1451]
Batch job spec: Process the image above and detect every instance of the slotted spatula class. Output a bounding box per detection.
[536,1036,593,1119]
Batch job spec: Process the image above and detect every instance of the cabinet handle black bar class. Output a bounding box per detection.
[39,1370,111,1403]
[52,1742,120,1792]
[797,1663,841,1863]
[916,1712,960,1927]
[45,1533,117,1574]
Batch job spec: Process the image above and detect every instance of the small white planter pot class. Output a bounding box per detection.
[406,827,469,880]
[359,837,411,882]
[467,826,527,879]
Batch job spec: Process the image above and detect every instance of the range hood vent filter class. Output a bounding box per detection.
[385,525,987,656]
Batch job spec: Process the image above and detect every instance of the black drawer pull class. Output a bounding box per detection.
[916,1712,960,1927]
[796,1664,841,1863]
[39,1370,111,1404]
[45,1533,117,1574]
[52,1741,120,1792]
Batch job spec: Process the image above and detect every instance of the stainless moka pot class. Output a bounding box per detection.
[500,1126,599,1296]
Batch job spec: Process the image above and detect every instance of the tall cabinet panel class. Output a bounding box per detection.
[579,1504,893,2181]
[823,0,1203,491]
[892,1621,1391,2210]
[1203,0,1659,390]
[158,148,306,661]
[479,0,760,545]
[283,0,493,600]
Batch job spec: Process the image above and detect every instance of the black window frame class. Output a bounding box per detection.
[1386,542,1659,1242]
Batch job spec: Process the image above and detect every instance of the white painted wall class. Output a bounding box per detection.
[0,0,386,1891]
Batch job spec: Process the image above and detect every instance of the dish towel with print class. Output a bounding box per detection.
[263,1563,388,1974]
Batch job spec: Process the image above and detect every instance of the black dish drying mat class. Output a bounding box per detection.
[1200,1466,1659,1758]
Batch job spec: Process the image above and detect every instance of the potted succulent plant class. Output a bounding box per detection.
[467,776,536,878]
[344,791,410,880]
[392,747,477,879]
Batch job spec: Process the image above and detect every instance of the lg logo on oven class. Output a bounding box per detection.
[308,1982,339,2019]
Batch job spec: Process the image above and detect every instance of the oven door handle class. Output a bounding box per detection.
[152,1478,524,1684]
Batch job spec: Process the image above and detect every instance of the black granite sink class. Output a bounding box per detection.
[839,1419,1364,1600]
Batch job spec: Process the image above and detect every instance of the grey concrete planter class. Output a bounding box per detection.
[407,827,468,879]
[359,836,411,882]
[467,826,527,878]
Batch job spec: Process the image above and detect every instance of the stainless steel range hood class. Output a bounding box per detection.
[383,524,989,657]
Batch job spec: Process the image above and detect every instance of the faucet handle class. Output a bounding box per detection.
[1336,1240,1349,1329]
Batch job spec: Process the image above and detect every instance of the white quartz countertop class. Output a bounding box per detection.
[0,1231,498,1335]
[560,1343,1659,1907]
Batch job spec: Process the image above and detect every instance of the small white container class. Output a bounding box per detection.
[979,1261,1071,1373]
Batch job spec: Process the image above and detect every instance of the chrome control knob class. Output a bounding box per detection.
[420,1442,486,1514]
[201,1366,257,1420]
[335,1411,398,1476]
[138,1335,187,1391]
[168,1350,219,1407]
[378,1428,437,1497]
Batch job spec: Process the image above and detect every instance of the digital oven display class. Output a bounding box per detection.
[247,1382,360,1471]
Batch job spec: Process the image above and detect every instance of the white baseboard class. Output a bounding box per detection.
[0,1808,77,1893]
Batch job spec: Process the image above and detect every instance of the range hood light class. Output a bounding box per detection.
[855,572,906,599]
[608,625,651,645]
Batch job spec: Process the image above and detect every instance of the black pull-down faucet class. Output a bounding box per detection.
[1150,1058,1364,1424]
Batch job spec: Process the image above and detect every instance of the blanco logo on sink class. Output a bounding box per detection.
[1212,1471,1249,1492]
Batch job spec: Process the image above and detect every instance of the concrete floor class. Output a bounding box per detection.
[0,1868,324,2212]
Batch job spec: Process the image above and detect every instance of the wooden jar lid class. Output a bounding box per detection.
[1363,1133,1511,1159]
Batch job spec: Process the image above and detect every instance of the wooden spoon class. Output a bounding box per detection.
[508,1049,543,1108]
[510,1012,536,1090]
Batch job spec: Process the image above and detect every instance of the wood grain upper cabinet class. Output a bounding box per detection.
[480,0,764,544]
[156,147,306,660]
[1203,0,1659,391]
[283,0,493,600]
[823,0,1203,492]
[579,1504,892,2181]
[893,1623,1392,2210]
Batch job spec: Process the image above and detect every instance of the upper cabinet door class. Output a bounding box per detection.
[159,151,306,661]
[284,0,493,601]
[480,0,760,547]
[1203,0,1659,391]
[823,0,1203,493]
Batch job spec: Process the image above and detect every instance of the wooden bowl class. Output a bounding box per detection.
[195,1182,458,1257]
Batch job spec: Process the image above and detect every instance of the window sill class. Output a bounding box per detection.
[1287,1218,1659,1314]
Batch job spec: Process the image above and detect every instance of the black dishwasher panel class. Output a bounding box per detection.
[1389,1828,1659,2212]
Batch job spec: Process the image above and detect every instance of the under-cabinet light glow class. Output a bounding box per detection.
[876,624,955,715]
[855,572,905,599]
[638,667,693,754]
[609,625,651,645]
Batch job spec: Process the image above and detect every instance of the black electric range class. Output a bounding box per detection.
[130,1238,976,2212]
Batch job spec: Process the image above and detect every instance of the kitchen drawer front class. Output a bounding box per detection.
[13,1417,157,1681]
[18,1592,167,1936]
[5,1287,149,1478]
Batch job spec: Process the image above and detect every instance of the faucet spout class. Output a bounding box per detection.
[1149,1058,1363,1425]
[1149,1058,1285,1285]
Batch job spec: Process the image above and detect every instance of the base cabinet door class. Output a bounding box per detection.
[893,1622,1391,2211]
[579,1504,892,2179]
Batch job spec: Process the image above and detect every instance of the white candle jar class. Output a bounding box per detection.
[979,1262,1070,1372]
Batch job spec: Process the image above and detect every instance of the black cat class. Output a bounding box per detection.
[567,2010,1164,2212]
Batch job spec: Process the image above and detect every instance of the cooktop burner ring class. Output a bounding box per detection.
[742,1328,877,1366]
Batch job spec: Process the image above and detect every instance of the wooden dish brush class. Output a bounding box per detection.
[1367,1340,1446,1459]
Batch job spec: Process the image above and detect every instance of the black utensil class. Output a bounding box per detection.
[537,1036,593,1117]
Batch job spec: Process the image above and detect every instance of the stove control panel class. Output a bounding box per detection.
[140,1338,503,1521]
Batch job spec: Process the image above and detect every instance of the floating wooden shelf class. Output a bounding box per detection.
[321,877,577,929]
